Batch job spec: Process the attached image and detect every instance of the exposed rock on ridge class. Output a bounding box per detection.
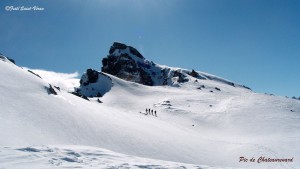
[102,42,153,86]
[101,42,208,86]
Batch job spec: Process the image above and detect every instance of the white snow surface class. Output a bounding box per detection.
[0,145,216,169]
[0,60,299,169]
[23,68,80,92]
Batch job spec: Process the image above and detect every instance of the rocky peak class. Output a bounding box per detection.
[76,42,248,98]
[108,42,144,59]
[102,42,153,86]
[101,42,209,86]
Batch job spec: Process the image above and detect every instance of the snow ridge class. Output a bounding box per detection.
[102,42,250,89]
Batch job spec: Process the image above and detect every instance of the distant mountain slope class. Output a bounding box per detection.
[0,51,299,169]
[101,42,250,89]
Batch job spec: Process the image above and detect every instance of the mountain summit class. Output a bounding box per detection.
[75,42,251,100]
[101,42,248,89]
[101,42,202,86]
[101,42,155,86]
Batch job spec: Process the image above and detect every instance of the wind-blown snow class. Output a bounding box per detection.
[0,60,299,169]
[23,68,80,92]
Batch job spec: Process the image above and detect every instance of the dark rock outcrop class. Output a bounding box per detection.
[242,85,251,90]
[71,91,90,101]
[128,46,144,59]
[54,86,60,91]
[102,42,153,86]
[292,96,300,101]
[101,42,202,86]
[215,87,221,91]
[189,69,199,78]
[109,42,127,54]
[173,71,189,83]
[6,57,15,64]
[80,68,99,86]
[47,84,57,95]
[27,70,42,79]
[101,42,241,88]
[76,69,113,98]
[0,53,16,64]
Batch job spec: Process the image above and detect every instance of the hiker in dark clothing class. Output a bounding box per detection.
[151,109,153,115]
[154,110,157,117]
[146,109,148,113]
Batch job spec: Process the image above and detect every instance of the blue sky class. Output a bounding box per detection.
[0,0,299,97]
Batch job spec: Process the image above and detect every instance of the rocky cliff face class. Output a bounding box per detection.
[102,42,154,86]
[74,42,250,98]
[101,42,207,86]
[0,53,15,64]
[76,69,113,98]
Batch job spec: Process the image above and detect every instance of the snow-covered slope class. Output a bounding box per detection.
[0,145,215,169]
[0,55,299,169]
[22,68,80,92]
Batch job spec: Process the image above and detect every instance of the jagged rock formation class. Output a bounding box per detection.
[7,57,15,64]
[46,84,58,95]
[76,69,113,98]
[80,69,100,85]
[75,42,251,97]
[101,42,209,86]
[0,53,15,64]
[188,69,200,78]
[102,42,153,86]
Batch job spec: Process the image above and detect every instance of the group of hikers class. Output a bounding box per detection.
[140,108,157,117]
